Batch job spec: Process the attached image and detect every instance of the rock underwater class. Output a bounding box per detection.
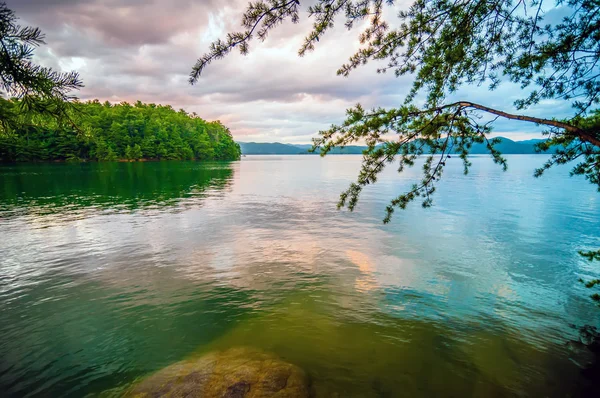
[128,347,310,397]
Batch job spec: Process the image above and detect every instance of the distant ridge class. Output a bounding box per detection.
[238,137,549,155]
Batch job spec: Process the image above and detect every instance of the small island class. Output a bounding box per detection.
[0,100,241,162]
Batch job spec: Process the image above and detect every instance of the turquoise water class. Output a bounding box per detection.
[0,155,599,396]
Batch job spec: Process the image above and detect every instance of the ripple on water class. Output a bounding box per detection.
[0,157,598,396]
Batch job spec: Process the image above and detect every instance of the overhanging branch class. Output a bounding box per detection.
[446,101,600,147]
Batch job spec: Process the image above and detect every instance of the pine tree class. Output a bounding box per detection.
[0,2,83,134]
[191,0,599,213]
[191,0,600,301]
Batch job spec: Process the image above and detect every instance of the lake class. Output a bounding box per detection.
[0,155,599,397]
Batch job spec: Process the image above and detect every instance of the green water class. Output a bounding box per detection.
[0,156,599,397]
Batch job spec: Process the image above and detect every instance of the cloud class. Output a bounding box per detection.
[8,0,218,47]
[4,0,571,143]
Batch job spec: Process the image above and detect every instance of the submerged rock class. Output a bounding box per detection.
[128,347,310,397]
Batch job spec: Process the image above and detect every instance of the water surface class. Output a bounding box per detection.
[0,156,599,397]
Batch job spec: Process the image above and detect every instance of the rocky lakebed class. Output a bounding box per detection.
[128,347,311,397]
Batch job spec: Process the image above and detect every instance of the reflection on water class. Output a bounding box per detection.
[0,156,599,397]
[0,161,235,218]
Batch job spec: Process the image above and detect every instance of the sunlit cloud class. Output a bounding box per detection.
[6,0,572,144]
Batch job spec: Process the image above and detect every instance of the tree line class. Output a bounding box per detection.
[0,99,241,162]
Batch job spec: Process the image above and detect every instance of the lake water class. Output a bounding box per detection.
[0,155,599,397]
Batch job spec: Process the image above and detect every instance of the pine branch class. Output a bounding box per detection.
[189,0,300,84]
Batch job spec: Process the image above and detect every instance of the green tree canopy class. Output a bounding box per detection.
[0,2,82,133]
[0,99,241,162]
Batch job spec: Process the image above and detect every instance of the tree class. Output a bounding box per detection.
[131,143,143,160]
[0,99,241,162]
[125,144,133,160]
[0,2,82,134]
[191,0,599,299]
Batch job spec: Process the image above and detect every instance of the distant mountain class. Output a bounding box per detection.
[514,139,546,145]
[238,142,304,155]
[238,142,367,155]
[238,137,551,155]
[463,137,545,154]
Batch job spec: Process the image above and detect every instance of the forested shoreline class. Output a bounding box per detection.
[0,100,241,162]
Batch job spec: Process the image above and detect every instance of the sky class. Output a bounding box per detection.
[6,0,575,144]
